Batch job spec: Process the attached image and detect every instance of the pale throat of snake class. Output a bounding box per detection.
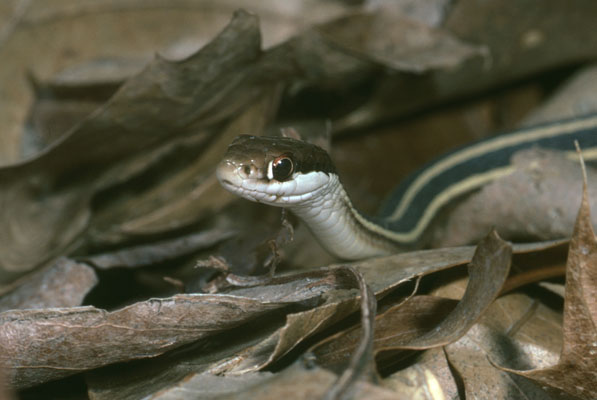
[216,135,406,260]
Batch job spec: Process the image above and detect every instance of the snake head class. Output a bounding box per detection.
[216,135,336,206]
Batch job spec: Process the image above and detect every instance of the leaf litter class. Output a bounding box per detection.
[1,2,597,399]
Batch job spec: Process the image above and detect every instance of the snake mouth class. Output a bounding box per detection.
[217,152,333,207]
[216,161,270,203]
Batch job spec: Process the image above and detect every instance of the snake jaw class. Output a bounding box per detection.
[217,156,331,206]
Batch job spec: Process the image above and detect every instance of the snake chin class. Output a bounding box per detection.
[217,165,333,207]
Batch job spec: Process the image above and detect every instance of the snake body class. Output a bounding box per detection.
[216,114,597,259]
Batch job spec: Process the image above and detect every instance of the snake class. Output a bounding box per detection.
[216,114,597,260]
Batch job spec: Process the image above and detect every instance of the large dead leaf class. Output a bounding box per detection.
[0,267,357,389]
[0,10,273,280]
[497,166,597,398]
[347,240,554,298]
[0,0,351,163]
[397,231,511,349]
[86,86,283,245]
[87,268,365,398]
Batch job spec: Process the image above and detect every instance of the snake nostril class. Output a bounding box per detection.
[243,165,252,176]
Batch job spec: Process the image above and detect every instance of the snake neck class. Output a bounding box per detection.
[288,174,406,260]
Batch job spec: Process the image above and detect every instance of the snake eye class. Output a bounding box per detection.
[270,155,294,181]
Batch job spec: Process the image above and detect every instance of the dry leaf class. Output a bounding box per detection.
[334,1,597,132]
[0,10,271,280]
[348,239,558,297]
[396,230,511,349]
[86,268,365,398]
[311,296,456,372]
[522,64,597,126]
[432,149,597,247]
[312,231,512,374]
[318,11,486,73]
[208,271,363,375]
[1,267,355,389]
[496,163,597,398]
[86,320,282,400]
[0,258,97,312]
[324,267,377,400]
[90,86,283,243]
[446,329,550,399]
[24,77,114,158]
[382,347,457,400]
[351,246,475,296]
[0,363,14,400]
[0,0,351,162]
[81,228,235,270]
[444,292,565,399]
